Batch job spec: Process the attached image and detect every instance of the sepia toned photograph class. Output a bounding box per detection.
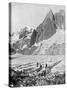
[9,2,65,87]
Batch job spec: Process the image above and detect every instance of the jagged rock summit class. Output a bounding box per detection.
[29,10,57,47]
[35,9,57,43]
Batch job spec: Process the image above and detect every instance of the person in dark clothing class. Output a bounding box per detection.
[36,62,39,67]
[45,64,47,68]
[42,64,48,76]
[40,64,42,69]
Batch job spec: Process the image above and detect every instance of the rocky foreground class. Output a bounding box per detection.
[9,55,65,87]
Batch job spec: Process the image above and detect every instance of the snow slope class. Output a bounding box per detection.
[33,29,65,55]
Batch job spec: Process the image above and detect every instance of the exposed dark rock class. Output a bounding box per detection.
[29,29,37,47]
[36,10,57,43]
[55,10,65,29]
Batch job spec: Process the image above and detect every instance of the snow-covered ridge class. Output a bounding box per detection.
[11,31,19,44]
[11,26,34,44]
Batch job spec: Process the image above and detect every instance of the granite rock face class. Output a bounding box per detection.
[29,29,37,47]
[55,10,65,29]
[36,10,57,43]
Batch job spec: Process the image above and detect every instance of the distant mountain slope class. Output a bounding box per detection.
[13,38,30,50]
[17,46,37,55]
[33,29,65,55]
[19,26,33,39]
[13,29,65,55]
[45,43,65,55]
[11,26,33,49]
[55,10,65,29]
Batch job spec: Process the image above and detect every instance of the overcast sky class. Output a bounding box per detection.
[11,3,65,32]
